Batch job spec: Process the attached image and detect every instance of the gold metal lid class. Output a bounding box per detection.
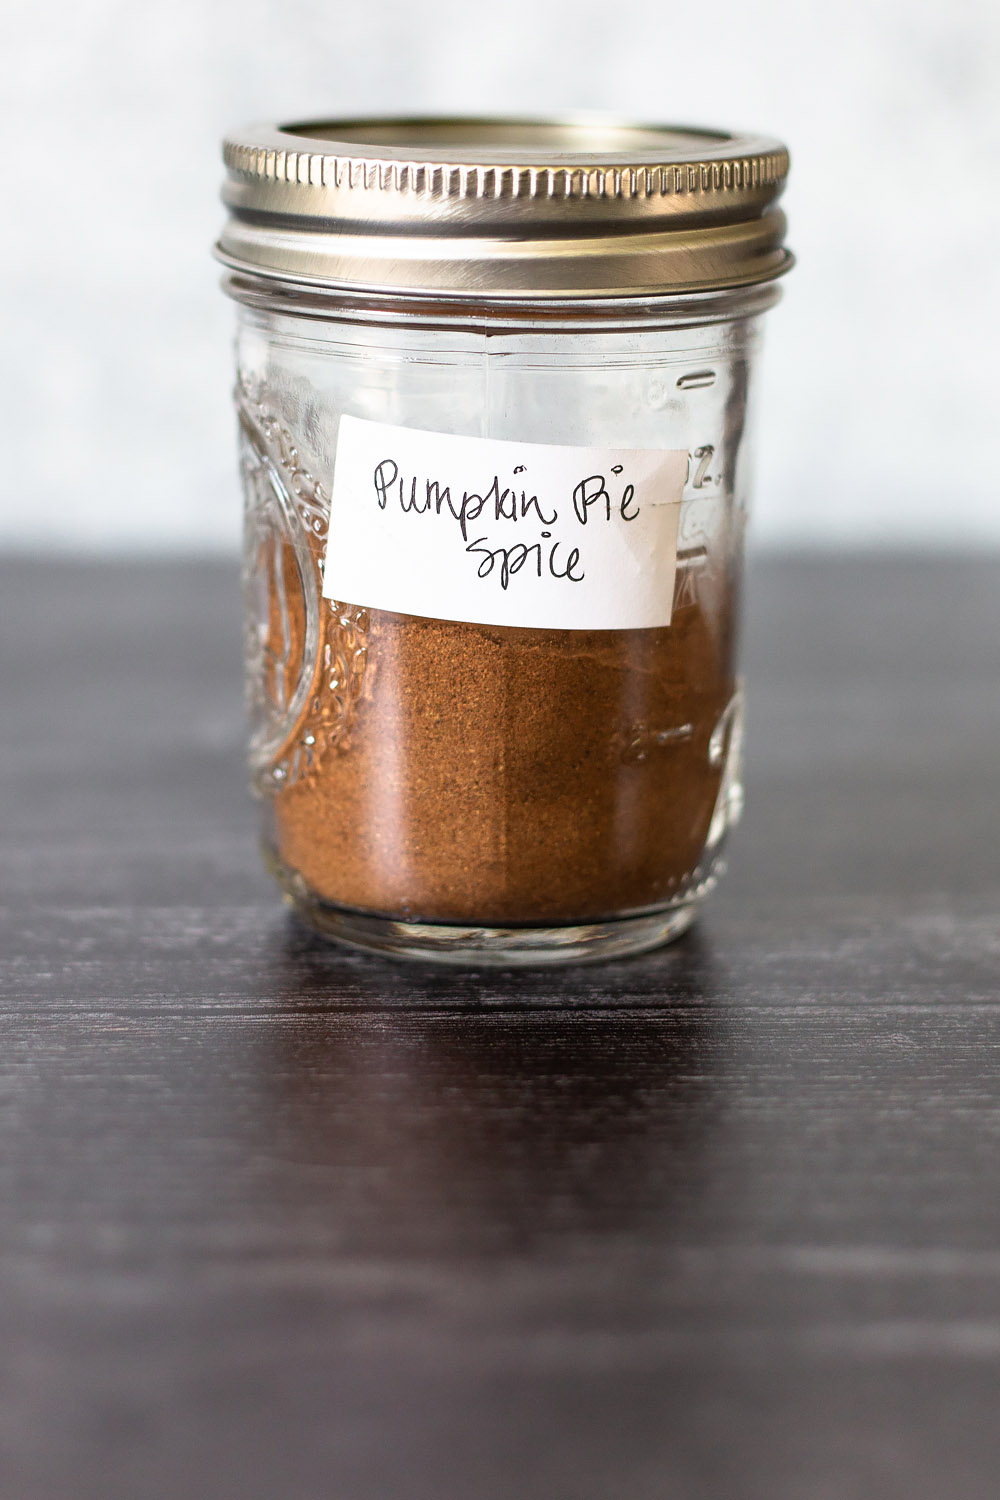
[216,116,791,301]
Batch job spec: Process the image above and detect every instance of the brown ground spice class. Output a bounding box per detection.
[258,525,737,926]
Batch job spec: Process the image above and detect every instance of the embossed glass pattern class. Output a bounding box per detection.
[230,295,768,963]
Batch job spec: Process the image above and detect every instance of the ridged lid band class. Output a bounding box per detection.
[216,116,792,300]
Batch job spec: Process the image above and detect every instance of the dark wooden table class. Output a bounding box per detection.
[1,557,998,1500]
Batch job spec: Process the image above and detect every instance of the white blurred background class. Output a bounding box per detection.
[3,0,998,553]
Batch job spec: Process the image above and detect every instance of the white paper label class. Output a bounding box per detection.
[322,416,687,631]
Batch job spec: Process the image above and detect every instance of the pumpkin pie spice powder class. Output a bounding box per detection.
[260,526,736,926]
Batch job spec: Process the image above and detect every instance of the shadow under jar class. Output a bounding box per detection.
[216,116,793,965]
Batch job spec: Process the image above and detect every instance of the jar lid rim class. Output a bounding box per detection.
[218,113,792,299]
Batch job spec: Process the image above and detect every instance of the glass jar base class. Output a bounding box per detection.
[278,882,701,967]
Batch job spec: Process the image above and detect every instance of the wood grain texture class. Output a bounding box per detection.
[0,557,998,1500]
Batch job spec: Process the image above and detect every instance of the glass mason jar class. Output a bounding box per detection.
[216,117,792,965]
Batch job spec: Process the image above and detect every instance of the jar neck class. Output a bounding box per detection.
[220,270,783,334]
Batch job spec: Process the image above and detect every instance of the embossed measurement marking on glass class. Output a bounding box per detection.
[689,445,716,489]
[676,370,717,390]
